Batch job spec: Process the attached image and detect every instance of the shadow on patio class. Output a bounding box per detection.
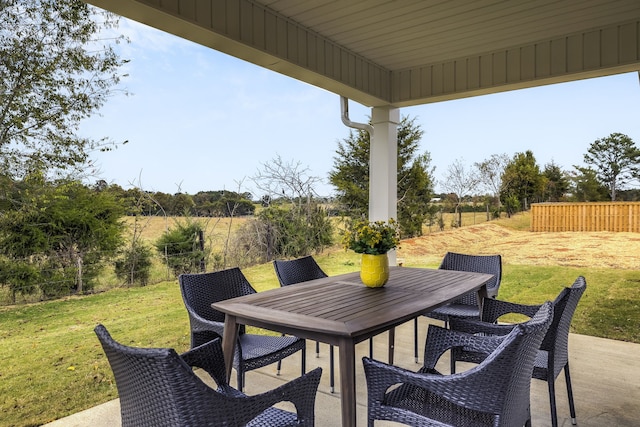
[44,317,640,426]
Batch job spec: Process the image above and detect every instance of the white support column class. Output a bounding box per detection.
[369,106,399,265]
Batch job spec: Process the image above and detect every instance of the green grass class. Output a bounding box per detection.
[0,252,639,426]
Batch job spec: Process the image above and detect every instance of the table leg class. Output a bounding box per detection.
[338,338,357,427]
[477,285,489,314]
[388,327,395,365]
[221,315,240,381]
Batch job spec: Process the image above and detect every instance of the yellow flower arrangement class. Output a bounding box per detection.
[342,218,400,255]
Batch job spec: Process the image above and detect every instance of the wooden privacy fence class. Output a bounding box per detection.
[531,202,640,232]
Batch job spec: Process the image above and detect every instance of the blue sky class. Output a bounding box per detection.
[81,17,640,197]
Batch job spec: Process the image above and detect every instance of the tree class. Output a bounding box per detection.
[0,0,128,179]
[569,166,609,202]
[500,150,545,212]
[583,133,640,201]
[329,116,435,238]
[149,191,173,215]
[192,190,255,217]
[114,243,153,286]
[170,193,195,215]
[108,185,157,216]
[252,155,324,203]
[252,205,333,260]
[441,158,480,227]
[0,176,125,298]
[475,153,510,207]
[397,151,434,237]
[246,156,333,261]
[111,183,155,287]
[542,161,570,201]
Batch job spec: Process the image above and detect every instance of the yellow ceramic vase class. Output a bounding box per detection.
[360,253,389,288]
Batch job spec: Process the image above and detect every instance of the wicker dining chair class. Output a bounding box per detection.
[414,251,502,362]
[95,325,321,427]
[449,276,587,427]
[363,301,553,427]
[179,267,306,391]
[273,256,336,392]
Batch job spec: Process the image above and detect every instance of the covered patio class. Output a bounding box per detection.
[45,317,640,426]
[71,1,640,426]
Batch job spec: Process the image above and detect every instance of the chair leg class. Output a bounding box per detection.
[450,348,456,374]
[547,375,559,427]
[369,338,373,358]
[329,345,335,393]
[237,370,244,392]
[315,340,320,358]
[414,317,419,363]
[564,362,577,425]
[277,332,286,374]
[279,345,306,378]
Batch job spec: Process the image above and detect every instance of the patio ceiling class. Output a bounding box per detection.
[86,0,640,108]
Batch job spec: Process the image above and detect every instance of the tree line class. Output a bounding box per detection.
[441,132,640,223]
[104,184,257,217]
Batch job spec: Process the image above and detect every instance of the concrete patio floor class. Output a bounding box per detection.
[44,317,640,426]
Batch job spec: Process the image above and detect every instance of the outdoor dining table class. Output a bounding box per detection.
[213,266,494,427]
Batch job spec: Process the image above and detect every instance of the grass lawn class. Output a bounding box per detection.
[1,214,639,426]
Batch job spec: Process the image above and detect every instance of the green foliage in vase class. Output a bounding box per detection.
[342,218,399,255]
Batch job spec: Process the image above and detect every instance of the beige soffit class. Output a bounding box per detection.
[86,0,640,107]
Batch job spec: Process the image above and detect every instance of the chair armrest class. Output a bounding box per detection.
[450,298,543,336]
[187,310,226,338]
[180,339,236,394]
[364,356,429,412]
[449,316,516,337]
[481,298,541,323]
[422,325,506,370]
[237,367,322,425]
[183,343,321,425]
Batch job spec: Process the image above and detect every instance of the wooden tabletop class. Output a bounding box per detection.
[213,266,494,345]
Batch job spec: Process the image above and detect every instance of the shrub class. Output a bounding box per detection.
[115,244,153,286]
[231,204,334,263]
[155,218,207,276]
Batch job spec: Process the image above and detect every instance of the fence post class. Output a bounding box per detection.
[198,230,205,272]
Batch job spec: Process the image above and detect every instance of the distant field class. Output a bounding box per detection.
[399,211,640,270]
[122,215,249,245]
[123,212,512,250]
[123,210,640,279]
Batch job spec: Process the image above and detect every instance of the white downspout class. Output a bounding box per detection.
[340,96,373,136]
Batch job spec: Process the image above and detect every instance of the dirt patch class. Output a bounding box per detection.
[398,222,640,270]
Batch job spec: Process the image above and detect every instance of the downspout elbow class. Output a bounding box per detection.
[340,96,373,137]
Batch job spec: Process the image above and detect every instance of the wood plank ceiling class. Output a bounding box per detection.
[87,0,640,107]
